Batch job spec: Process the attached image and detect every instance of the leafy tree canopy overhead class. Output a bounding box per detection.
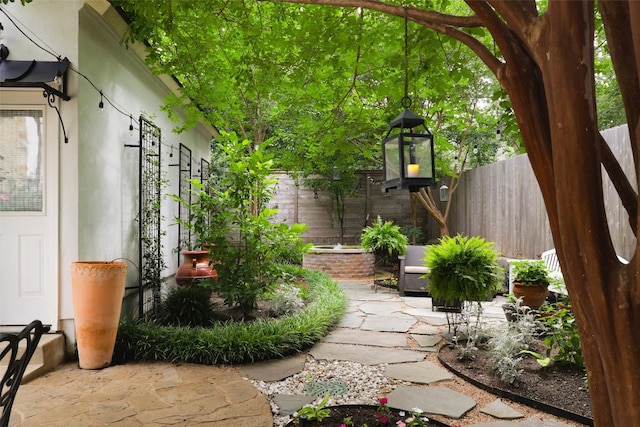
[112,0,517,179]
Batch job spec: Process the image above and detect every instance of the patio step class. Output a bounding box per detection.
[0,332,66,384]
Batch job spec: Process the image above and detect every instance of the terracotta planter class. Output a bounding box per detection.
[512,282,548,309]
[175,250,217,286]
[71,261,127,369]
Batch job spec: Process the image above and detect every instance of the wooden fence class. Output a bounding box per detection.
[270,125,635,259]
[270,171,435,245]
[445,125,636,259]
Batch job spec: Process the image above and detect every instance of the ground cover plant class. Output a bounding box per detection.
[113,267,347,365]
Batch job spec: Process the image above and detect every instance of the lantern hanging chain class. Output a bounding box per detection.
[402,6,411,109]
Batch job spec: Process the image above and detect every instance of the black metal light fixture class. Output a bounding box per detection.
[381,7,436,193]
[381,103,435,192]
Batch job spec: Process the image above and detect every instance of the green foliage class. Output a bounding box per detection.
[174,132,311,316]
[540,300,584,367]
[154,285,216,328]
[114,269,347,365]
[360,216,408,267]
[295,393,332,423]
[512,260,551,288]
[400,225,424,245]
[425,235,503,304]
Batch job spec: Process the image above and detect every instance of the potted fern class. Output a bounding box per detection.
[360,216,408,269]
[511,260,551,309]
[425,234,503,310]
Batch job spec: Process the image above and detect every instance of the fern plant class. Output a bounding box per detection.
[425,234,503,304]
[360,216,408,267]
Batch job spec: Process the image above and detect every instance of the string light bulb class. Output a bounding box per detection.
[169,145,174,158]
[0,22,4,41]
[129,114,134,136]
[98,91,104,113]
[496,128,502,139]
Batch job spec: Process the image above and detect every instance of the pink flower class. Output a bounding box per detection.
[406,417,414,423]
[379,397,388,405]
[340,424,347,427]
[396,422,406,427]
[379,416,388,423]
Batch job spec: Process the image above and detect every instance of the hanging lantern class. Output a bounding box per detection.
[439,183,449,202]
[381,104,435,192]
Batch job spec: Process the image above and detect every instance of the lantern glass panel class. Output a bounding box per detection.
[402,134,433,179]
[384,135,401,182]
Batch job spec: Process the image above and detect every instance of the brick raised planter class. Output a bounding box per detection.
[302,246,375,280]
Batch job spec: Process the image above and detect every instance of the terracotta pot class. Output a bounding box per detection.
[175,250,217,286]
[71,261,127,369]
[512,282,548,309]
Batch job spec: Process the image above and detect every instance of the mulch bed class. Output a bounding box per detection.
[438,343,593,425]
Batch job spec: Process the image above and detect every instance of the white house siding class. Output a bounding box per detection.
[1,1,213,351]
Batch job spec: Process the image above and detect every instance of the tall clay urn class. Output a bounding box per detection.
[71,261,127,369]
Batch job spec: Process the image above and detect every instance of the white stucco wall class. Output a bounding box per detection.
[2,1,214,348]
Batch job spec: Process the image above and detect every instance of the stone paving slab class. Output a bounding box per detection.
[323,328,408,347]
[309,342,424,365]
[410,334,442,348]
[359,301,407,315]
[272,394,315,415]
[337,313,365,328]
[239,353,306,382]
[387,385,476,419]
[480,399,524,419]
[360,314,417,332]
[384,360,453,384]
[401,297,434,309]
[11,362,272,427]
[409,323,442,335]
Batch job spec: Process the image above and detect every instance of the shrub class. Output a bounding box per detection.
[425,234,503,305]
[114,268,347,365]
[268,283,305,317]
[540,299,584,367]
[360,216,408,267]
[174,132,311,316]
[154,285,216,327]
[487,302,542,384]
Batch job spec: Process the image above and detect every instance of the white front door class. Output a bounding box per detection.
[0,89,59,328]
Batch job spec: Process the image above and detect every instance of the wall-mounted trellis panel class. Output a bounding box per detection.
[176,143,193,261]
[138,117,162,316]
